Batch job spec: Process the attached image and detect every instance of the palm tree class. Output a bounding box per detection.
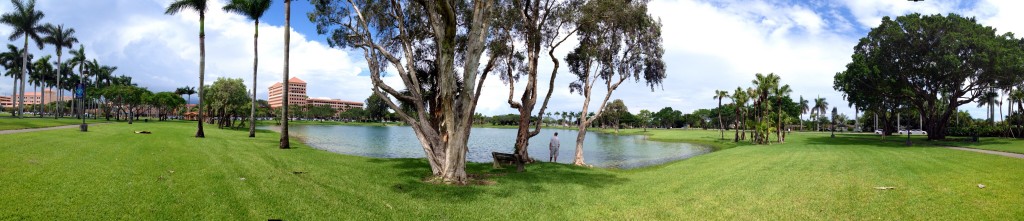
[41,24,76,118]
[166,0,209,138]
[280,0,292,149]
[978,89,998,126]
[223,0,271,138]
[68,45,90,119]
[813,97,828,132]
[713,90,729,140]
[30,55,52,117]
[731,87,748,142]
[798,96,809,131]
[183,86,196,105]
[774,84,791,143]
[1,44,24,116]
[1,0,46,118]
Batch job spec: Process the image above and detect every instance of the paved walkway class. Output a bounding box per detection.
[944,146,1024,159]
[0,124,87,135]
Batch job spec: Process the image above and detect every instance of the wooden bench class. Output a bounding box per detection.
[492,152,525,172]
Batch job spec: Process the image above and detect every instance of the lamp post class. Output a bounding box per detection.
[79,68,88,132]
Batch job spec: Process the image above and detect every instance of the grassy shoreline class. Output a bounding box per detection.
[2,120,1023,219]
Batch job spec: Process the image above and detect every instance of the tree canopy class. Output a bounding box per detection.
[834,13,1024,140]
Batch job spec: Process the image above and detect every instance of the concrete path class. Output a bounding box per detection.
[0,124,86,135]
[944,146,1024,159]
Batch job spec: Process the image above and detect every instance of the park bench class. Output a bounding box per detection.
[491,152,525,172]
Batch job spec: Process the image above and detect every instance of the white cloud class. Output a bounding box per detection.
[0,0,372,105]
[1,0,1020,120]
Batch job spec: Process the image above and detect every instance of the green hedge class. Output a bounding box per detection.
[947,126,1023,137]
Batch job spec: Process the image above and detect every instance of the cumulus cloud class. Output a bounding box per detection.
[0,0,370,105]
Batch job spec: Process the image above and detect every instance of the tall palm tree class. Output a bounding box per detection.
[713,90,729,140]
[41,24,76,118]
[30,55,51,117]
[731,87,748,142]
[774,84,792,143]
[68,45,89,119]
[0,0,46,118]
[223,0,271,138]
[978,89,998,126]
[1,44,24,115]
[166,0,209,138]
[813,97,828,132]
[280,0,292,149]
[798,96,809,131]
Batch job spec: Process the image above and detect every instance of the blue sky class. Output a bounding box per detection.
[1,0,1022,120]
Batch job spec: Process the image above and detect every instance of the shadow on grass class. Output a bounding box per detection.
[369,158,628,201]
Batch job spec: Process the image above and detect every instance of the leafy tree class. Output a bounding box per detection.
[636,109,652,132]
[489,0,583,163]
[223,0,271,137]
[604,99,628,133]
[204,78,249,129]
[338,107,366,121]
[311,0,500,183]
[365,92,389,122]
[836,13,1024,140]
[149,91,186,121]
[165,0,209,138]
[565,0,666,166]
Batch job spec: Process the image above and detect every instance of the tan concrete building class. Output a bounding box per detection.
[0,95,11,107]
[2,90,68,107]
[267,77,363,113]
[268,77,308,108]
[308,98,363,112]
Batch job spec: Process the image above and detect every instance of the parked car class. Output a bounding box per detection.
[898,129,927,135]
[874,129,883,135]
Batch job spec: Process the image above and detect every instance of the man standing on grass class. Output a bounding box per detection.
[549,132,560,162]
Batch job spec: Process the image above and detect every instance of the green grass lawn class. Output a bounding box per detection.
[0,115,106,131]
[1,122,1023,219]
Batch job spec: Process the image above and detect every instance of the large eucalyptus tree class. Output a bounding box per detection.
[165,0,209,138]
[565,0,666,166]
[311,0,498,183]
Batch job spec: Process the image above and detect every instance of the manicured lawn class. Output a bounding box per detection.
[1,122,1022,219]
[0,115,105,131]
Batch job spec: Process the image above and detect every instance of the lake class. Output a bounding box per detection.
[261,124,712,169]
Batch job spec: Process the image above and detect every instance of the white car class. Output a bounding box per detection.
[898,129,927,135]
[874,129,883,135]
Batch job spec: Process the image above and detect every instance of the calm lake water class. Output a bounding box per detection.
[261,125,712,169]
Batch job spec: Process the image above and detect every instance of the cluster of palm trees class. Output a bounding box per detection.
[547,111,583,126]
[0,0,120,119]
[165,0,288,147]
[715,73,808,145]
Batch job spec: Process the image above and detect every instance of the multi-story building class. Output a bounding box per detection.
[267,77,364,113]
[268,77,308,108]
[307,98,363,112]
[0,95,11,107]
[1,90,69,107]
